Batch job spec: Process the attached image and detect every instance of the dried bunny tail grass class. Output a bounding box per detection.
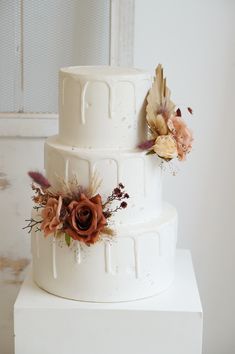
[86,169,102,198]
[138,139,155,150]
[28,171,51,189]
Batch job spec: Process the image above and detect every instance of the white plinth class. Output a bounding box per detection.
[14,250,203,354]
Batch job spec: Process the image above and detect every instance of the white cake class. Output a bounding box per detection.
[31,66,178,302]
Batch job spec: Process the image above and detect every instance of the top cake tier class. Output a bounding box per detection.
[59,66,151,149]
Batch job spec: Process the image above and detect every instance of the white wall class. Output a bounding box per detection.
[134,1,235,353]
[0,137,45,354]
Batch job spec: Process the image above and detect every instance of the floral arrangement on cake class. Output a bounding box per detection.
[24,171,129,246]
[138,64,193,161]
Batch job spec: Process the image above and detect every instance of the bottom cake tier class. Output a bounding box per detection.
[31,204,177,302]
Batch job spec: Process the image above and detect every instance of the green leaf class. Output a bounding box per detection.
[146,149,155,156]
[65,233,71,247]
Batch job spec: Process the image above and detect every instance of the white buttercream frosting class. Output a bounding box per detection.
[32,204,177,302]
[58,66,151,149]
[45,136,162,223]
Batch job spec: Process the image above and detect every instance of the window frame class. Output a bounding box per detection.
[0,0,134,138]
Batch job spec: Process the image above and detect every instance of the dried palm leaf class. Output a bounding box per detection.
[146,64,176,138]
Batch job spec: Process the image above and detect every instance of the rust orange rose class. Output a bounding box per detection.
[65,193,107,245]
[41,196,62,236]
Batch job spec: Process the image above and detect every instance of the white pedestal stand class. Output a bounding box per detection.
[14,250,203,354]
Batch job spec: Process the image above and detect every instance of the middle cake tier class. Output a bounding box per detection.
[45,136,162,224]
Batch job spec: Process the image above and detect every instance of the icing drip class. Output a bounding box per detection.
[132,237,140,278]
[64,157,69,183]
[52,238,57,279]
[35,232,40,259]
[88,159,95,181]
[80,82,89,125]
[78,79,138,124]
[113,158,121,184]
[105,241,112,274]
[74,242,82,264]
[80,80,115,123]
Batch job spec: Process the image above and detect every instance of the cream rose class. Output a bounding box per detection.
[153,135,178,159]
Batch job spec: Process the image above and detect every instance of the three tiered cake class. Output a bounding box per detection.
[28,65,193,302]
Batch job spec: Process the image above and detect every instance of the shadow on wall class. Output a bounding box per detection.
[0,172,11,190]
[0,257,30,284]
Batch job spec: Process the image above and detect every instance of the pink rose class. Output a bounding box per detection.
[65,193,107,245]
[167,115,193,160]
[41,196,62,236]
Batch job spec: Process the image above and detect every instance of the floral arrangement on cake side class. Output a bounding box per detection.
[138,64,193,161]
[24,171,129,246]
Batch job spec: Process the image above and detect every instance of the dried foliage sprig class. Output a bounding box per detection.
[23,218,42,234]
[102,183,129,217]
